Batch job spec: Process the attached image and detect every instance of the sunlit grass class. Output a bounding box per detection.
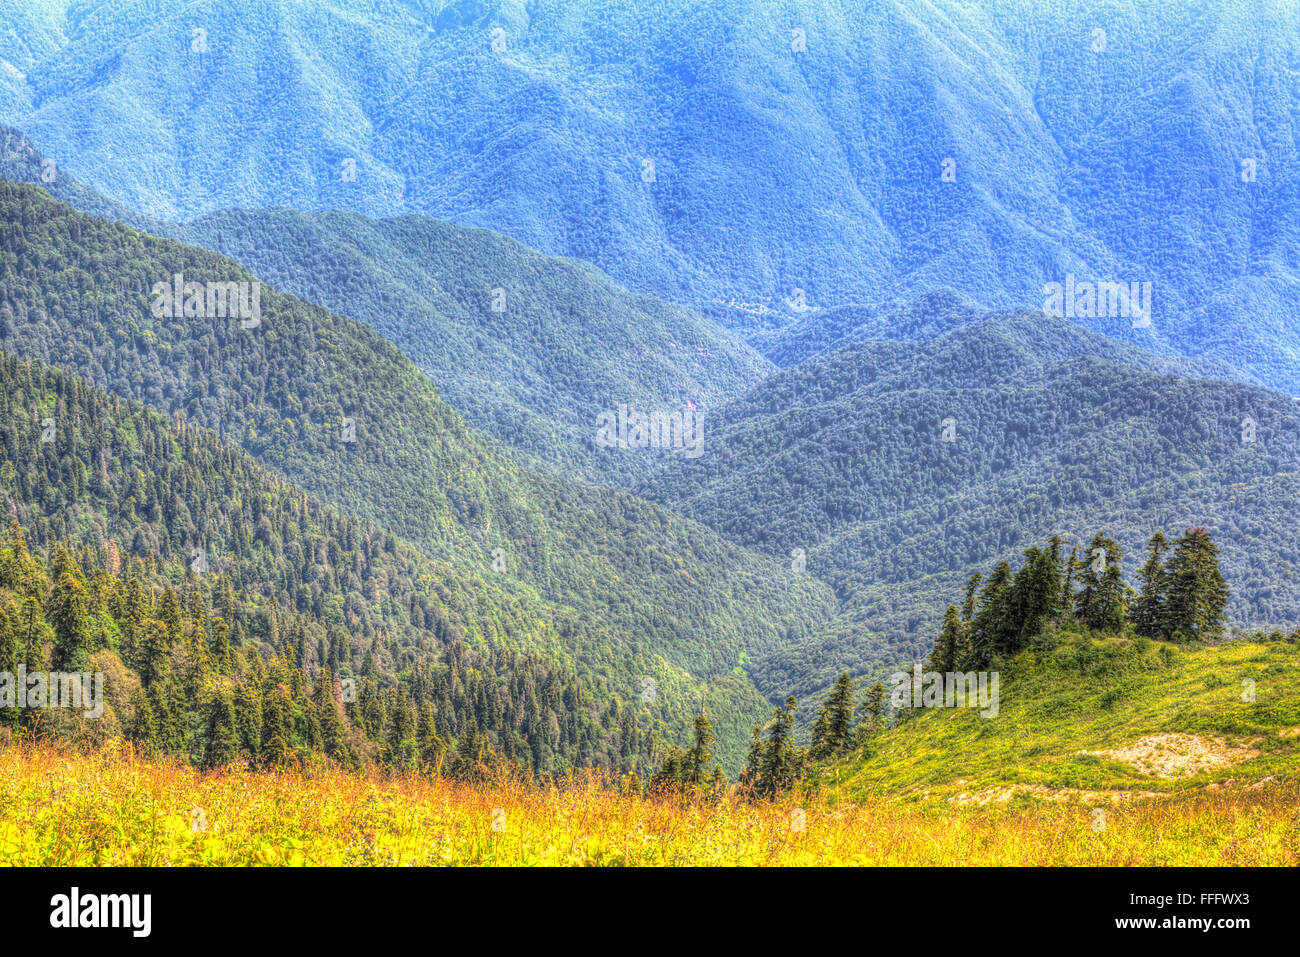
[1,742,1296,865]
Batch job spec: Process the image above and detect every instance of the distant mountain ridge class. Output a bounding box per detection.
[641,311,1300,702]
[0,125,768,488]
[0,177,836,768]
[3,0,1298,393]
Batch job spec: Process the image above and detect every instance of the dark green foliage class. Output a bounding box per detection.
[0,179,835,769]
[941,529,1230,672]
[1161,528,1230,641]
[1132,532,1169,638]
[810,672,855,761]
[1074,534,1126,632]
[751,696,803,798]
[926,606,963,675]
[855,682,887,746]
[645,313,1300,703]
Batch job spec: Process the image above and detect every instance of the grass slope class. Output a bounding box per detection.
[835,633,1300,805]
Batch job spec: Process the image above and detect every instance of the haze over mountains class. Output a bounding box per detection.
[7,114,1300,728]
[3,0,1298,395]
[0,125,766,487]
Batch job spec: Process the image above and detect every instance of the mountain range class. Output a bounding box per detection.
[3,0,1299,397]
[0,176,836,766]
[641,311,1300,701]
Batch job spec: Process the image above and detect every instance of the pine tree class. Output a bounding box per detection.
[684,712,716,787]
[960,573,982,624]
[1132,531,1170,638]
[417,700,444,771]
[261,684,293,767]
[204,689,240,768]
[855,681,887,746]
[825,672,855,755]
[811,674,855,760]
[1075,533,1126,632]
[1008,545,1062,649]
[650,746,687,793]
[311,667,347,760]
[927,606,963,674]
[1162,528,1229,641]
[0,607,20,728]
[126,686,156,750]
[809,702,834,761]
[48,570,92,669]
[757,696,799,798]
[966,561,1012,668]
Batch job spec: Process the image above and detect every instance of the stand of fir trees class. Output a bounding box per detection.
[927,528,1235,677]
[641,671,893,801]
[0,521,652,777]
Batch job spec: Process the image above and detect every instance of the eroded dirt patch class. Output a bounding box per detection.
[1079,733,1260,779]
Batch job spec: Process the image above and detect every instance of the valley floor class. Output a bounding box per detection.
[1,744,1295,866]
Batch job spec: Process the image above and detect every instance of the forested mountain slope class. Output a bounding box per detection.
[1,125,768,487]
[0,350,656,773]
[0,180,836,766]
[3,0,1298,393]
[641,314,1300,701]
[172,206,769,486]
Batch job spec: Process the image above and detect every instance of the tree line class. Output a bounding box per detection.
[927,529,1231,675]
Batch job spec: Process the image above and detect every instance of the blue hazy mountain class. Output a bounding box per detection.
[2,0,1297,394]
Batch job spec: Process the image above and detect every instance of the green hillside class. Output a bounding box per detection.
[831,631,1300,805]
[174,207,769,486]
[752,289,986,368]
[641,314,1300,702]
[0,351,659,773]
[0,179,836,768]
[1,124,769,487]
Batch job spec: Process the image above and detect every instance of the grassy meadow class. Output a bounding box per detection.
[1,740,1297,866]
[3,636,1298,867]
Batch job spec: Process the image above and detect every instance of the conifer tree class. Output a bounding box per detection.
[960,572,982,624]
[417,700,444,771]
[1075,533,1126,631]
[809,702,834,760]
[311,667,347,759]
[48,570,92,669]
[204,689,240,768]
[1161,528,1229,641]
[684,712,716,787]
[261,684,293,767]
[966,561,1012,668]
[855,681,887,745]
[822,672,855,756]
[757,696,799,798]
[927,606,963,674]
[1132,531,1170,638]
